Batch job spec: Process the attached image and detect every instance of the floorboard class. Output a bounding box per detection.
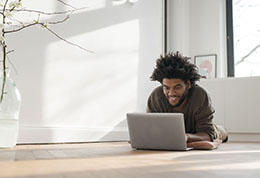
[0,142,260,178]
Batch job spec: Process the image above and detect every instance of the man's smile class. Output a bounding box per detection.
[168,95,180,103]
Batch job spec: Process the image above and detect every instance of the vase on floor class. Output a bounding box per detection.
[0,70,21,148]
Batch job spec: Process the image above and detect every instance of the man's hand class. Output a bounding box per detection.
[186,132,211,142]
[186,132,222,150]
[187,139,222,150]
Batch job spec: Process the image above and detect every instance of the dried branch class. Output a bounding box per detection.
[236,43,260,65]
[9,7,88,16]
[48,11,73,25]
[57,0,77,10]
[5,11,72,29]
[6,50,14,55]
[43,26,93,53]
[235,0,242,6]
[9,0,22,12]
[4,22,39,34]
[3,0,9,12]
[5,22,94,53]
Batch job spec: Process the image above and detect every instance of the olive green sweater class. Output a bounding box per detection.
[146,84,217,141]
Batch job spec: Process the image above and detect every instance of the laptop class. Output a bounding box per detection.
[127,113,190,151]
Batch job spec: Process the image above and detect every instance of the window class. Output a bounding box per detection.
[227,0,260,77]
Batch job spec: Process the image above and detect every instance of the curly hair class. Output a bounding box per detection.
[150,52,201,86]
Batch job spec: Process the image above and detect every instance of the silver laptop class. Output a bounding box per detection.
[127,113,190,151]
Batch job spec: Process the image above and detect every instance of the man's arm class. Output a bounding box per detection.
[192,87,217,142]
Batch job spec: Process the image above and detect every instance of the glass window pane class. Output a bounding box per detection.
[233,0,260,77]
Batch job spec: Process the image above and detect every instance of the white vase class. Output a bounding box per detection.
[0,70,21,148]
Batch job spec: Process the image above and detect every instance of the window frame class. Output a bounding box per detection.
[226,0,235,77]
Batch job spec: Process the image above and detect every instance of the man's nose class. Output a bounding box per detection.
[169,88,176,95]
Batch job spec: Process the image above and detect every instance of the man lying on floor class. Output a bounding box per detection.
[147,52,228,150]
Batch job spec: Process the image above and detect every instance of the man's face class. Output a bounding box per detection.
[162,78,191,107]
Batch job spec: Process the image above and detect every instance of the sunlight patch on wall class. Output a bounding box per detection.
[66,0,106,12]
[43,19,140,129]
[112,0,128,6]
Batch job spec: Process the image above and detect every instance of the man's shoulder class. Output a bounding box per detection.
[149,85,162,94]
[147,85,170,112]
[190,84,208,96]
[188,84,210,103]
[148,85,167,103]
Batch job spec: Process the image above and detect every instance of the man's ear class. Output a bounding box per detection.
[186,81,191,89]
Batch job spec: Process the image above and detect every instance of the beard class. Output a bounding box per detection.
[170,88,189,107]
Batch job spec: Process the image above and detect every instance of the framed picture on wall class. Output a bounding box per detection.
[194,54,217,78]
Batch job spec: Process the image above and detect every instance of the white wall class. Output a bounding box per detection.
[168,0,190,55]
[168,0,227,78]
[7,0,163,143]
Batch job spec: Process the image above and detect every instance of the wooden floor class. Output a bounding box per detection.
[1,141,260,178]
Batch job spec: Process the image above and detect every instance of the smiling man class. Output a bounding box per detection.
[147,52,228,150]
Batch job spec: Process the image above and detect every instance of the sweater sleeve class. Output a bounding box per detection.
[193,89,217,141]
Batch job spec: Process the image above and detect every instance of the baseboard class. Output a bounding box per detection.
[18,126,260,144]
[228,133,260,142]
[18,125,129,144]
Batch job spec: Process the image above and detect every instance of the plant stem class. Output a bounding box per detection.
[0,68,7,103]
[0,39,7,103]
[0,34,7,103]
[0,0,8,103]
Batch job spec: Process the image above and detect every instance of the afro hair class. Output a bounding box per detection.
[150,52,201,86]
